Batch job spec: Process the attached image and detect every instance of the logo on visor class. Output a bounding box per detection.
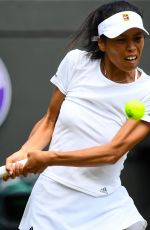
[0,59,12,126]
[122,14,130,21]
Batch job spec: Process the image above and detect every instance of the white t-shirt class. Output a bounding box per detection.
[43,49,150,197]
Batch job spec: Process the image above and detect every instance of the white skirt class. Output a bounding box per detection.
[19,174,147,230]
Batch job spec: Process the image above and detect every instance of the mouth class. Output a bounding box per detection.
[124,56,137,62]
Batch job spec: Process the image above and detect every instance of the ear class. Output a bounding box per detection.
[97,37,106,52]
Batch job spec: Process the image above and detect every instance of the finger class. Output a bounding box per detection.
[18,163,25,176]
[5,161,23,178]
[14,162,20,176]
[1,165,13,180]
[22,165,29,177]
[8,163,18,179]
[22,170,28,177]
[23,173,28,177]
[3,174,10,181]
[5,164,13,175]
[14,161,24,176]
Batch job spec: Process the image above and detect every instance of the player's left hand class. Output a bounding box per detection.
[22,150,50,176]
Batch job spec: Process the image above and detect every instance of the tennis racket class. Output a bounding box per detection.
[0,159,27,178]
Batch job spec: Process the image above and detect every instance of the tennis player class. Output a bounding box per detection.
[4,1,150,229]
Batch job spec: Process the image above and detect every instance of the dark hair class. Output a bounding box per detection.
[68,0,143,60]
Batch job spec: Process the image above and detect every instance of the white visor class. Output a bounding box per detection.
[98,11,149,38]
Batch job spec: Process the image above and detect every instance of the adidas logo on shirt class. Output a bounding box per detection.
[99,187,108,194]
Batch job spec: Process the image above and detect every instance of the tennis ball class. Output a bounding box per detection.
[124,100,145,120]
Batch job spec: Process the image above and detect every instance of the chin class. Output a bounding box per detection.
[123,62,139,72]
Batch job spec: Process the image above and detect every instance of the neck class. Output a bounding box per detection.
[101,62,139,83]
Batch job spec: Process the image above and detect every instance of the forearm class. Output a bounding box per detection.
[48,143,119,167]
[45,122,132,167]
[46,120,150,167]
[28,116,45,139]
[22,88,64,151]
[21,129,51,151]
[21,117,55,152]
[20,120,150,176]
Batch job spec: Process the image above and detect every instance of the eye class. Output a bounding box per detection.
[116,38,126,43]
[134,36,143,42]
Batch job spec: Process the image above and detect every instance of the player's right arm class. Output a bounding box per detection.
[4,87,65,179]
[22,87,65,151]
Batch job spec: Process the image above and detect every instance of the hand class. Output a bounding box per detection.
[22,150,50,176]
[3,149,28,181]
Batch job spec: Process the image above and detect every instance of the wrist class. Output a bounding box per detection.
[21,145,37,152]
[45,151,58,166]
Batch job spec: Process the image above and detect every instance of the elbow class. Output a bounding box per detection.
[108,142,127,164]
[110,155,120,164]
[107,155,119,164]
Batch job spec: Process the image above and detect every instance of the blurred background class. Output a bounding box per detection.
[0,0,150,229]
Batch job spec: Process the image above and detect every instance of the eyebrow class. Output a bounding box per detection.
[134,32,144,36]
[118,31,144,38]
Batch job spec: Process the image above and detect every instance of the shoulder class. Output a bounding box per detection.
[64,49,91,66]
[66,49,88,58]
[136,68,150,89]
[139,68,150,80]
[60,49,98,72]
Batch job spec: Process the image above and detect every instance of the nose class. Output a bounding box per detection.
[126,40,136,52]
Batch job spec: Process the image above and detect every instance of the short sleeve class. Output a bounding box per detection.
[142,95,150,123]
[50,50,78,95]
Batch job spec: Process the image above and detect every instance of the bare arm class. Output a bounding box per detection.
[28,116,46,139]
[4,88,65,178]
[21,88,65,152]
[27,88,64,140]
[22,119,150,173]
[47,119,150,166]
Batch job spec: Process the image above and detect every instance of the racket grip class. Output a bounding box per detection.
[0,158,27,178]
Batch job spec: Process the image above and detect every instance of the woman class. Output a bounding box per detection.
[4,1,150,229]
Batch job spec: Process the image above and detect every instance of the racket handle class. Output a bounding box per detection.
[0,158,27,178]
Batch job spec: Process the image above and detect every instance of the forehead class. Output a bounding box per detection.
[116,28,144,37]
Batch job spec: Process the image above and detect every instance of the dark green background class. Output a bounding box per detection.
[0,0,150,228]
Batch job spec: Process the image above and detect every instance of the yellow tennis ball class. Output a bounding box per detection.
[124,100,145,120]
